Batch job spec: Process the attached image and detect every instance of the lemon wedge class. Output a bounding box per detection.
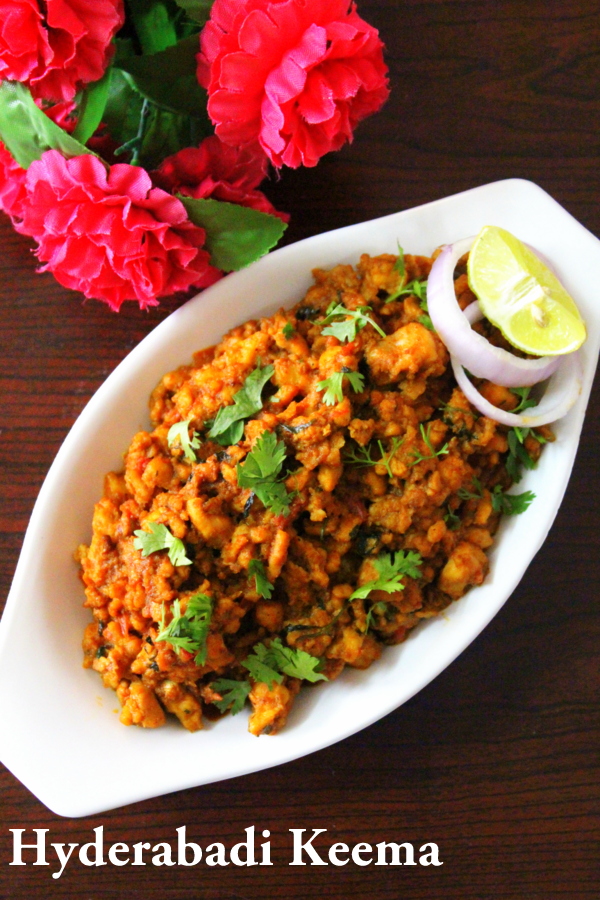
[467,225,586,356]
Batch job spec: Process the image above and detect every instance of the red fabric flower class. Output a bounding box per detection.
[0,0,124,101]
[153,135,289,222]
[0,141,28,225]
[20,150,222,311]
[197,0,389,168]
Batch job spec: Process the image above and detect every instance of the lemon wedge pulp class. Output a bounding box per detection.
[467,225,586,356]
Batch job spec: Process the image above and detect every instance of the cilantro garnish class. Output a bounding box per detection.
[456,478,484,502]
[350,551,423,601]
[345,436,404,478]
[167,418,201,461]
[385,276,428,305]
[317,369,365,405]
[208,363,274,446]
[248,558,273,599]
[133,522,192,567]
[282,322,295,339]
[510,387,537,414]
[242,638,327,688]
[394,242,405,276]
[364,600,389,633]
[506,426,546,482]
[319,302,385,343]
[409,423,450,466]
[210,678,252,715]
[491,485,536,515]
[156,592,212,665]
[236,430,292,516]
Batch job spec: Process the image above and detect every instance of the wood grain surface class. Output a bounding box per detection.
[1,2,599,898]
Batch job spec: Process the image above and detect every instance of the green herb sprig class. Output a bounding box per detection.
[248,558,273,599]
[167,418,201,461]
[156,592,213,665]
[319,303,385,343]
[236,430,293,516]
[133,522,192,566]
[350,551,422,601]
[409,423,450,467]
[317,368,365,405]
[208,363,274,446]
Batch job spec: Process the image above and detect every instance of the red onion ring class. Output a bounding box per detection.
[427,237,562,387]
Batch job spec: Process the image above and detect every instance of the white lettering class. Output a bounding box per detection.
[260,830,273,866]
[289,829,328,866]
[230,826,257,867]
[50,843,78,880]
[176,827,202,866]
[205,842,228,867]
[151,842,175,867]
[375,841,417,866]
[108,843,129,866]
[10,829,49,866]
[328,842,349,866]
[351,842,373,866]
[132,841,151,865]
[78,827,106,867]
[419,843,443,866]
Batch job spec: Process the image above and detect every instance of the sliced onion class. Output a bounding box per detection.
[451,348,582,427]
[427,237,562,387]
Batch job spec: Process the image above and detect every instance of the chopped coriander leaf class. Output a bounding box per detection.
[282,322,295,339]
[241,642,283,688]
[457,478,484,501]
[319,302,385,342]
[210,678,252,715]
[236,430,292,516]
[394,242,405,276]
[510,387,537,413]
[350,550,423,601]
[385,277,428,305]
[444,507,461,530]
[133,522,192,567]
[208,363,274,446]
[242,638,327,687]
[409,423,450,466]
[364,600,388,633]
[167,418,201,461]
[505,426,545,482]
[316,369,365,405]
[344,436,403,477]
[248,558,273,599]
[156,592,212,665]
[491,485,536,515]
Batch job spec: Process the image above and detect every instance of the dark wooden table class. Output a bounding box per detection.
[1,2,599,898]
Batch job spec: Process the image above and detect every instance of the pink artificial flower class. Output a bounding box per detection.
[197,0,389,168]
[20,150,222,311]
[153,134,289,222]
[0,140,28,225]
[0,0,124,101]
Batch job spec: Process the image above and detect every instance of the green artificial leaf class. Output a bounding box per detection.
[157,592,212,665]
[72,68,113,145]
[350,551,423,601]
[319,303,385,343]
[178,195,287,272]
[116,35,210,118]
[0,81,96,169]
[208,364,274,445]
[168,418,201,460]
[237,430,292,517]
[210,678,252,715]
[317,369,365,405]
[248,559,273,599]
[127,0,179,53]
[491,485,536,516]
[133,521,192,566]
[173,0,215,25]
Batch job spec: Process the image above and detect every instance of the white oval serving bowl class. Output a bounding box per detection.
[0,178,598,817]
